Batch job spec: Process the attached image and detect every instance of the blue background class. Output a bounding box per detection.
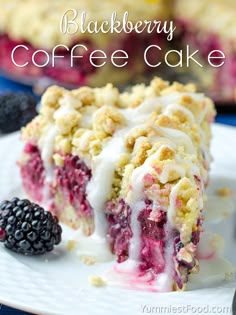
[0,74,235,315]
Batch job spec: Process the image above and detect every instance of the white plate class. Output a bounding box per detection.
[0,124,235,315]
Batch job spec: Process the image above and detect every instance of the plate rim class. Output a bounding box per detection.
[0,123,235,315]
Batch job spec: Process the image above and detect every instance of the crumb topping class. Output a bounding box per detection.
[93,106,126,135]
[53,153,64,167]
[22,77,215,243]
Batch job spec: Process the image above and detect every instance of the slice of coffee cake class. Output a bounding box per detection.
[19,77,215,291]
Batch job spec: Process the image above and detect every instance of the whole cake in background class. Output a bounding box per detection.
[174,0,236,103]
[0,0,235,103]
[0,0,170,88]
[19,77,216,291]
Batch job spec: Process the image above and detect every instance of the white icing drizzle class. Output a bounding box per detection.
[86,132,127,237]
[38,124,58,181]
[76,92,210,269]
[167,180,182,227]
[38,124,59,208]
[73,130,128,261]
[163,103,195,124]
[115,93,208,288]
[128,201,145,261]
[38,91,212,275]
[55,93,81,117]
[38,93,81,181]
[53,106,78,121]
[73,230,114,262]
[158,222,175,292]
[155,126,196,154]
[37,95,80,207]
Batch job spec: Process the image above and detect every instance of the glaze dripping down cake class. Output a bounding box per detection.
[19,77,216,291]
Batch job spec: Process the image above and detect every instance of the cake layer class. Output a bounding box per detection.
[19,78,215,291]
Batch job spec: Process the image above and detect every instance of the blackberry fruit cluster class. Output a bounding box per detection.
[0,92,37,133]
[0,198,62,255]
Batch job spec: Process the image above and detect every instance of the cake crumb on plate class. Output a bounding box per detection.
[216,187,232,197]
[88,275,107,287]
[67,240,77,251]
[80,256,96,265]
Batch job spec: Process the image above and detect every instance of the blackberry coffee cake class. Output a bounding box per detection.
[0,0,170,87]
[19,77,216,291]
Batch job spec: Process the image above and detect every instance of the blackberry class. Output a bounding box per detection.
[0,92,37,133]
[0,198,62,255]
